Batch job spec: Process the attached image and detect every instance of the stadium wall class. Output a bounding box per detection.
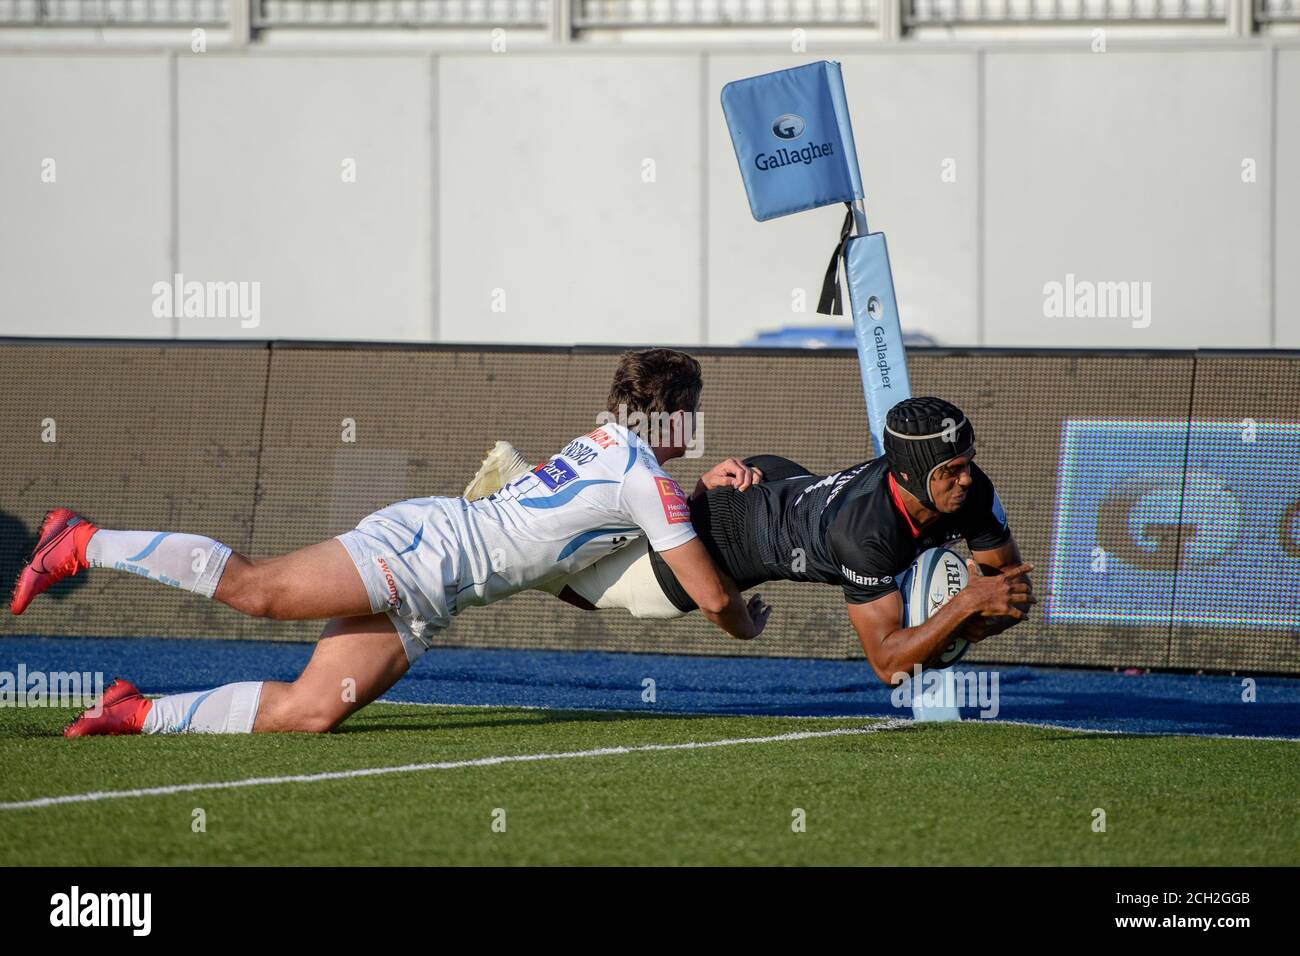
[0,45,1297,349]
[1,338,1296,675]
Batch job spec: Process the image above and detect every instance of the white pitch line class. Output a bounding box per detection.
[373,700,1300,741]
[974,717,1300,744]
[0,720,908,811]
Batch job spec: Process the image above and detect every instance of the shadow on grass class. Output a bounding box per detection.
[336,706,894,736]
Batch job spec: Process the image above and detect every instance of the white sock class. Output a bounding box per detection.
[142,681,264,734]
[86,530,232,598]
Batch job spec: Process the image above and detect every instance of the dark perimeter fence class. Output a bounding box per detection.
[1,339,1296,675]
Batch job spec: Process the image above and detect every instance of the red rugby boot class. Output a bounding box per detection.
[63,679,152,738]
[9,508,98,615]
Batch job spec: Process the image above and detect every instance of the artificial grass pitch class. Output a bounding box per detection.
[1,703,1295,866]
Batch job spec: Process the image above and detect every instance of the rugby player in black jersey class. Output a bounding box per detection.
[464,397,1034,685]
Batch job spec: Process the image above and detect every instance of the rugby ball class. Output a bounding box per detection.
[897,546,971,669]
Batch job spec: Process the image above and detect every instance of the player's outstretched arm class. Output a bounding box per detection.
[656,537,769,640]
[847,565,1033,685]
[848,592,981,685]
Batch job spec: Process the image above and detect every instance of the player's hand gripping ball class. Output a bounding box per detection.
[898,546,972,669]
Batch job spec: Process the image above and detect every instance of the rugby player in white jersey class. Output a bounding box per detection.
[12,349,770,736]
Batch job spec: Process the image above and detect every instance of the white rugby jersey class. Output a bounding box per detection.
[437,422,697,609]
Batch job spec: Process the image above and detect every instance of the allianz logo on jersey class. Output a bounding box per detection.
[841,565,892,587]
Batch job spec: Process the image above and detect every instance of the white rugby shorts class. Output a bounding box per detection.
[335,497,461,664]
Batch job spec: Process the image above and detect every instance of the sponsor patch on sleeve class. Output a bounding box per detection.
[840,564,886,588]
[656,477,691,524]
[535,457,578,491]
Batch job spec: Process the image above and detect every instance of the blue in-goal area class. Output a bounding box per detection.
[3,636,1297,741]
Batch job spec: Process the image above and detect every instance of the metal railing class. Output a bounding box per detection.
[253,0,549,26]
[906,0,1227,24]
[573,0,879,28]
[1256,0,1299,20]
[0,0,226,24]
[0,0,1280,29]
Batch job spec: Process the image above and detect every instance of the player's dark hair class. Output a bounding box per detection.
[606,348,703,418]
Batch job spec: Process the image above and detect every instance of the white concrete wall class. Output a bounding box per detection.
[984,48,1271,348]
[439,54,703,345]
[0,55,172,338]
[177,56,433,340]
[0,44,1295,347]
[1277,48,1300,349]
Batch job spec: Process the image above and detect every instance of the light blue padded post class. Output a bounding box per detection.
[846,232,913,458]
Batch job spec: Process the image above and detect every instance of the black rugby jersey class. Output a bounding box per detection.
[649,456,1012,610]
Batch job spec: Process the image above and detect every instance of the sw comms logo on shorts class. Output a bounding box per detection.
[772,114,805,140]
[375,557,402,610]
